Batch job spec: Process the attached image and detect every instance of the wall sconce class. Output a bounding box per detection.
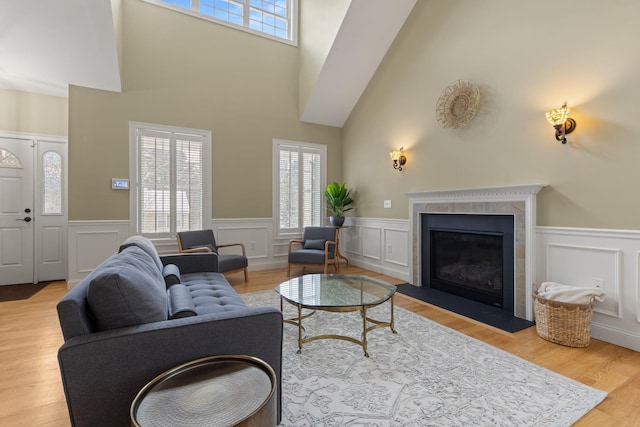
[389,147,406,171]
[545,103,576,144]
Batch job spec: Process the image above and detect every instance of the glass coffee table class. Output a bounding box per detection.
[276,274,397,357]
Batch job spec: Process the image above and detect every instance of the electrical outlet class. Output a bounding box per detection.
[387,244,393,253]
[384,200,392,209]
[250,241,256,250]
[591,278,604,288]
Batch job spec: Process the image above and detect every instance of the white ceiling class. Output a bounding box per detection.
[300,0,417,128]
[0,0,121,98]
[0,0,414,128]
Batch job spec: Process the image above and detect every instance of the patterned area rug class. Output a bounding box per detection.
[242,290,606,427]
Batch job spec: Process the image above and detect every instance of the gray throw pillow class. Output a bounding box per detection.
[87,246,168,331]
[304,239,326,250]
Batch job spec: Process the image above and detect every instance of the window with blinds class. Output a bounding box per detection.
[274,139,326,236]
[130,123,211,238]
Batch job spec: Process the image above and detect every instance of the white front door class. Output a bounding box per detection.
[0,135,68,286]
[0,138,35,285]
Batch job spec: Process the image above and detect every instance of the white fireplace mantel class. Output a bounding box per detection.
[405,184,545,203]
[406,184,545,320]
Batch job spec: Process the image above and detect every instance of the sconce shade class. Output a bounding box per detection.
[389,147,406,171]
[545,103,576,144]
[389,149,402,161]
[545,106,571,127]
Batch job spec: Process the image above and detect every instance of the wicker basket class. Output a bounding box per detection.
[533,292,594,348]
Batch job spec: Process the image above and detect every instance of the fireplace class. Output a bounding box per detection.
[422,214,515,315]
[407,185,545,321]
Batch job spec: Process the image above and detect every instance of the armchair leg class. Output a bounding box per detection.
[243,268,249,282]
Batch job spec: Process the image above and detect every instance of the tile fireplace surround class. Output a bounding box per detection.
[406,184,545,321]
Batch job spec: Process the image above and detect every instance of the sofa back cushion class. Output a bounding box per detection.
[87,246,168,331]
[119,234,163,272]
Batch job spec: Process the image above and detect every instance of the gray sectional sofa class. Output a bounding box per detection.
[56,235,283,427]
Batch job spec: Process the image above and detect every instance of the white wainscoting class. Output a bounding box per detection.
[67,220,130,287]
[340,217,410,282]
[66,219,640,351]
[536,226,640,352]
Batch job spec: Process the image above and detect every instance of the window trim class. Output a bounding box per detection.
[272,138,327,238]
[129,121,212,239]
[140,0,298,46]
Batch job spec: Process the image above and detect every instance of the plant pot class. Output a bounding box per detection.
[329,216,345,227]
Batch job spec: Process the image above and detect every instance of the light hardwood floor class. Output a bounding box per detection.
[1,265,639,426]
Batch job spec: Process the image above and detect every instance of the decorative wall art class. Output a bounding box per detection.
[435,79,480,128]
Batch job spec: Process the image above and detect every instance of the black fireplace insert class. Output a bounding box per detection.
[421,213,515,313]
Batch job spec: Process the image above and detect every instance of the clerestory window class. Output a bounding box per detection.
[144,0,298,44]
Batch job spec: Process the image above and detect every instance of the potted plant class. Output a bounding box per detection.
[324,182,354,226]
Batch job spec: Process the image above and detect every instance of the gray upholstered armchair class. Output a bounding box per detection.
[177,229,249,281]
[288,226,338,276]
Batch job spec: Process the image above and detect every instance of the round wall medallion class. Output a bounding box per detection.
[435,79,480,129]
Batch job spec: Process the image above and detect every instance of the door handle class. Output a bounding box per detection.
[16,217,32,222]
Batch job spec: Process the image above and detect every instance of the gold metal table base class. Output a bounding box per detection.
[280,296,396,357]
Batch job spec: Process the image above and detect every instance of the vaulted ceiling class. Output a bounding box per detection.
[0,0,414,127]
[0,0,121,97]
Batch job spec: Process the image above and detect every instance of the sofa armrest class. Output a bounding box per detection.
[58,307,283,427]
[160,252,219,274]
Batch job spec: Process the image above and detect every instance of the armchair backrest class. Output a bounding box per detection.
[302,227,338,254]
[177,230,218,252]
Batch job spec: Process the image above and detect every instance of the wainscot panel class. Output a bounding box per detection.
[341,217,410,282]
[67,221,130,288]
[537,226,640,352]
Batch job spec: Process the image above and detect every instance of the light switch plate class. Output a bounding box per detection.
[384,200,392,208]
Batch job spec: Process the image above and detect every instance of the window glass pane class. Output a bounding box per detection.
[176,138,204,231]
[153,0,293,41]
[0,148,21,168]
[42,151,62,215]
[274,4,286,17]
[302,151,321,227]
[279,149,299,229]
[229,2,242,15]
[140,135,171,234]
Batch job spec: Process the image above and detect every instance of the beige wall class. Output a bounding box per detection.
[69,0,341,221]
[0,89,68,136]
[343,0,640,229]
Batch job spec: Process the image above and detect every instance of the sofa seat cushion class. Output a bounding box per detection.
[87,246,168,331]
[181,272,247,315]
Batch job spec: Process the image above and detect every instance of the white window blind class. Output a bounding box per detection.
[131,123,210,238]
[274,140,325,236]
